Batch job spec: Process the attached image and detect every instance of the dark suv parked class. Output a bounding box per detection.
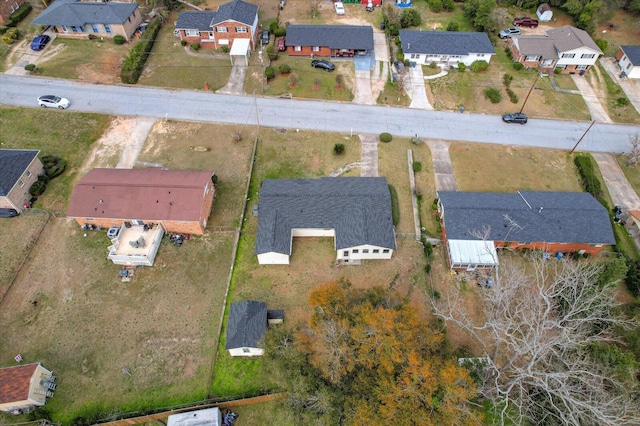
[311,59,335,71]
[502,113,528,124]
[261,30,270,45]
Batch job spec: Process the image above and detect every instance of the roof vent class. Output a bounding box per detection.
[539,207,543,213]
[99,199,103,204]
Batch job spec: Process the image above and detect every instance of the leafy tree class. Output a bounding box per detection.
[463,0,496,32]
[400,9,422,28]
[442,0,455,10]
[429,0,444,12]
[296,282,479,425]
[431,258,640,425]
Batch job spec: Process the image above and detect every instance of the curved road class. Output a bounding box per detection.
[1,74,639,153]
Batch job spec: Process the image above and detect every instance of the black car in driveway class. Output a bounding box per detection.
[311,59,335,71]
[502,112,528,124]
[0,208,19,218]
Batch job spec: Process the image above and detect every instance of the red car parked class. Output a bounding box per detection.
[277,38,285,51]
[513,17,539,28]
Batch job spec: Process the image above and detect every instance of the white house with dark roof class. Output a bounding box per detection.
[226,301,268,357]
[399,30,495,67]
[437,191,615,270]
[508,25,602,74]
[617,46,640,79]
[31,0,142,41]
[175,0,259,50]
[255,177,396,265]
[0,149,43,213]
[285,25,374,58]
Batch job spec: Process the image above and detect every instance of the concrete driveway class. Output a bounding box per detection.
[600,57,640,116]
[592,153,640,210]
[353,69,375,105]
[405,65,433,110]
[570,75,612,123]
[216,64,246,95]
[5,30,57,76]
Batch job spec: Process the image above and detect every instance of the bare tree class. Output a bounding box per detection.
[431,258,640,425]
[627,132,640,166]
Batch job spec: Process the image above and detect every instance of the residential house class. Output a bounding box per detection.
[175,0,259,50]
[617,46,640,79]
[225,300,268,357]
[285,25,374,58]
[508,25,602,74]
[437,191,615,270]
[255,177,396,265]
[0,149,43,213]
[399,30,495,68]
[0,0,26,25]
[167,408,222,426]
[0,363,56,414]
[67,168,216,235]
[31,0,142,41]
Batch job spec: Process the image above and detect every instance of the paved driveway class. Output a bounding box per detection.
[216,64,246,95]
[5,30,57,76]
[571,75,612,123]
[353,69,375,105]
[406,65,433,110]
[592,153,640,210]
[600,57,640,116]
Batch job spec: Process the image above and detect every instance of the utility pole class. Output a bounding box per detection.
[519,73,540,114]
[570,121,596,154]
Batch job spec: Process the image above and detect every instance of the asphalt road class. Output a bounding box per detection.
[2,74,640,153]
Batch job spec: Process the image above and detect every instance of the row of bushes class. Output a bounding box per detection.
[574,155,604,204]
[30,155,66,196]
[120,18,162,84]
[1,2,32,30]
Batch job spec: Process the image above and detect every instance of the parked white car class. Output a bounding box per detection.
[334,2,345,15]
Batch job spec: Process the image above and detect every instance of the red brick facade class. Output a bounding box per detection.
[0,0,25,24]
[179,21,257,50]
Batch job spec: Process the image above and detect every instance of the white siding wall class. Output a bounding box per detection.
[291,228,335,237]
[228,347,264,357]
[336,244,393,260]
[407,53,492,67]
[556,47,600,67]
[619,55,640,79]
[257,252,290,265]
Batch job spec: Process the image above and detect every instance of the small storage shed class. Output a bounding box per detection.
[226,300,267,357]
[536,3,553,22]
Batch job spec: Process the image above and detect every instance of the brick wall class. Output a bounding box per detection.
[0,0,25,24]
[2,157,44,212]
[287,46,331,57]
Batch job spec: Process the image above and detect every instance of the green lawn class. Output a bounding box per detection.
[0,107,111,213]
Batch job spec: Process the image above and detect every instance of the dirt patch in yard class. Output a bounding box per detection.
[78,117,134,173]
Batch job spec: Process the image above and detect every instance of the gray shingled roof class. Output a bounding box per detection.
[512,36,558,59]
[32,0,138,26]
[546,25,602,54]
[175,11,217,31]
[285,25,374,50]
[225,301,267,350]
[0,149,39,197]
[255,177,396,255]
[399,30,495,56]
[621,46,640,66]
[211,0,258,26]
[438,191,615,245]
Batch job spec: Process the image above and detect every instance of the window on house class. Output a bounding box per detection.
[477,54,485,57]
[373,249,379,253]
[581,53,595,59]
[313,46,320,52]
[382,249,390,253]
[25,170,31,178]
[362,249,369,253]
[90,24,99,33]
[103,24,112,34]
[410,54,419,59]
[242,347,250,353]
[185,29,200,37]
[627,62,632,70]
[18,180,24,188]
[576,65,588,70]
[561,53,575,59]
[217,27,228,33]
[352,249,359,254]
[343,251,349,257]
[294,46,301,52]
[236,27,248,33]
[525,55,540,62]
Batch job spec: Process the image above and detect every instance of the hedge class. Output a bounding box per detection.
[574,155,603,202]
[113,35,126,45]
[120,18,162,84]
[379,132,392,142]
[6,3,32,27]
[388,185,400,225]
[29,181,46,196]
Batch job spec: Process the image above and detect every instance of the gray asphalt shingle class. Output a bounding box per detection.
[32,0,138,26]
[438,191,615,245]
[285,25,374,51]
[225,301,267,350]
[0,150,39,197]
[399,30,495,56]
[621,45,640,66]
[175,11,217,31]
[211,0,258,26]
[255,177,396,255]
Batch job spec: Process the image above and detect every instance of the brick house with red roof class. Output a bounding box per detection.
[0,363,56,414]
[66,168,216,235]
